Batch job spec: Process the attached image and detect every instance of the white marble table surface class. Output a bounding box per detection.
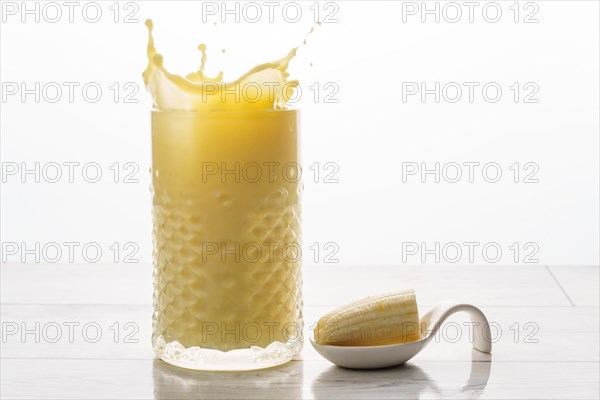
[1,264,599,399]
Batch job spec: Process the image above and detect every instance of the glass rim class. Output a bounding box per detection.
[151,108,299,115]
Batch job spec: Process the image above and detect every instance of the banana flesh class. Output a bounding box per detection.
[314,289,421,346]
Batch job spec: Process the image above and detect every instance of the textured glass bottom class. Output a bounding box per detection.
[153,335,302,371]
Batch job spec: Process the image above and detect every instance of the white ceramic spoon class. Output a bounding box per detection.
[310,300,492,369]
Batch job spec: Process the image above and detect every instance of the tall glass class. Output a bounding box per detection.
[151,109,303,371]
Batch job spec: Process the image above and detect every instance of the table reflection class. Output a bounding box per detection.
[153,351,491,399]
[152,359,303,399]
[312,351,492,400]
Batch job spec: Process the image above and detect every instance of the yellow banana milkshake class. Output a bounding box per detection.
[144,20,306,370]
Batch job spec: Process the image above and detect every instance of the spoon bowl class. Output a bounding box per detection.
[310,300,492,369]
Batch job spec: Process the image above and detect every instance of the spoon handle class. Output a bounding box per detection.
[420,300,492,354]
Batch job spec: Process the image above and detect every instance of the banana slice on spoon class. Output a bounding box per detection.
[311,292,492,369]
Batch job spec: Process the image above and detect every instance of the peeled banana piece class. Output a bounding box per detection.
[314,289,421,346]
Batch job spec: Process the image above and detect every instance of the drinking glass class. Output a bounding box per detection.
[151,109,303,371]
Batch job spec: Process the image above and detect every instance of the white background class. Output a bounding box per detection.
[1,0,599,266]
